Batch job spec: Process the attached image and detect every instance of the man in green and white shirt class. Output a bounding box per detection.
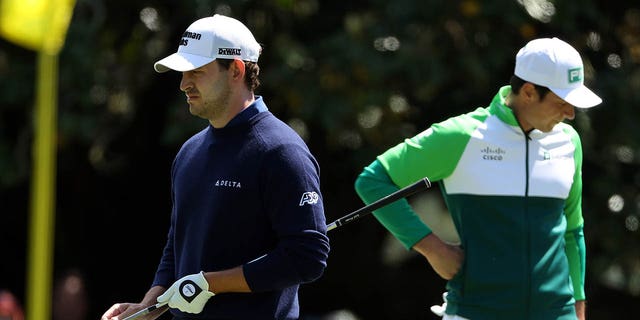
[355,38,602,320]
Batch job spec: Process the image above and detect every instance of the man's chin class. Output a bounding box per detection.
[188,107,209,120]
[188,105,200,116]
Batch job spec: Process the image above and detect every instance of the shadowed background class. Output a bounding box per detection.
[1,0,639,319]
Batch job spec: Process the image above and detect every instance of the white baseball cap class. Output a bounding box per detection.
[154,14,261,73]
[514,37,602,108]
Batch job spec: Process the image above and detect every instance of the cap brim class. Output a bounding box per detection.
[550,85,603,109]
[153,52,215,73]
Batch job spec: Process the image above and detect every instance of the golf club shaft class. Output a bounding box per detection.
[121,302,167,320]
[327,177,431,232]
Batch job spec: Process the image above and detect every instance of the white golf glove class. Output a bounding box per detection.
[430,291,448,317]
[157,271,215,314]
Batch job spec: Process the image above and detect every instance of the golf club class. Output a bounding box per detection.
[326,177,432,231]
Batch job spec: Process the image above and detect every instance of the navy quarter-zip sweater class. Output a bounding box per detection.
[152,97,330,319]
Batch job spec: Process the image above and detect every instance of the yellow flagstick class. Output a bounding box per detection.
[27,51,59,320]
[1,0,76,318]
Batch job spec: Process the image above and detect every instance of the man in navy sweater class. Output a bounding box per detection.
[102,14,330,320]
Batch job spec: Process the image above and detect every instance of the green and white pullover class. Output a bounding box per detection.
[355,86,586,320]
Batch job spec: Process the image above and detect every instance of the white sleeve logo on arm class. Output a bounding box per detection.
[299,191,319,206]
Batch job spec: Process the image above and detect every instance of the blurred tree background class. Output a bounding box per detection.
[1,0,639,319]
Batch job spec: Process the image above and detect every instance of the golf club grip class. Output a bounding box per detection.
[327,177,431,231]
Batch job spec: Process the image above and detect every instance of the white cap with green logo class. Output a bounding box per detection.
[514,37,602,108]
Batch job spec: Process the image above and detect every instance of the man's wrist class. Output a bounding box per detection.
[575,299,586,320]
[141,285,167,305]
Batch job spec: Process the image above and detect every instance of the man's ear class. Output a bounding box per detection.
[520,82,538,102]
[231,59,246,81]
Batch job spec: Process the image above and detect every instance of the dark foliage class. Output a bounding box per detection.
[1,0,639,319]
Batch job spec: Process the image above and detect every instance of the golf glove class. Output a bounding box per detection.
[430,291,448,317]
[157,271,215,314]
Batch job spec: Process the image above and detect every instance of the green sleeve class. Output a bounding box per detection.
[564,127,584,229]
[356,111,485,249]
[563,127,586,300]
[354,159,431,249]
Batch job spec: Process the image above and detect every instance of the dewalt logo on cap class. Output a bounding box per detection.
[568,67,583,83]
[219,48,242,55]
